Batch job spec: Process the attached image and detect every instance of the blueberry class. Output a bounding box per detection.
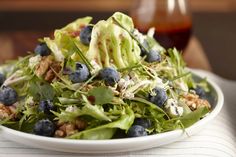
[80,25,93,45]
[134,118,152,129]
[69,62,90,83]
[149,87,168,107]
[0,86,18,106]
[194,86,207,99]
[99,67,120,86]
[127,125,147,137]
[33,119,55,137]
[34,43,51,56]
[39,100,55,114]
[0,73,5,86]
[145,49,161,63]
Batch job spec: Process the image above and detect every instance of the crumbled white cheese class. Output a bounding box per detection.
[123,92,135,99]
[132,29,145,44]
[65,105,78,112]
[29,55,42,69]
[122,80,152,99]
[164,98,184,118]
[118,75,135,92]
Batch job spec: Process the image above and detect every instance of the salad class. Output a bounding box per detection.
[0,12,211,139]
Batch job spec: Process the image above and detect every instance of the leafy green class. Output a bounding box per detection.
[131,97,169,117]
[0,12,212,140]
[161,107,209,132]
[68,106,134,139]
[28,79,55,101]
[44,17,92,62]
[88,86,113,105]
[58,97,80,105]
[108,12,134,32]
[86,13,141,68]
[60,16,92,33]
[178,107,209,128]
[53,95,111,123]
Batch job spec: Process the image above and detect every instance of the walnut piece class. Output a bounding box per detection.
[182,93,211,111]
[54,119,87,137]
[35,56,61,82]
[54,130,65,138]
[75,119,87,131]
[35,56,53,77]
[45,62,61,82]
[0,103,16,120]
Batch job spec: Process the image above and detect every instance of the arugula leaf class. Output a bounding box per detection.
[28,79,55,101]
[161,107,209,132]
[88,86,114,105]
[178,106,209,128]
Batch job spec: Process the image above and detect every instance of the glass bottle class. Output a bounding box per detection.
[130,0,192,51]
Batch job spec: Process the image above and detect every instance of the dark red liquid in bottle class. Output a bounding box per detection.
[153,25,192,50]
[132,18,192,51]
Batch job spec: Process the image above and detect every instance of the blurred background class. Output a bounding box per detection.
[0,0,236,80]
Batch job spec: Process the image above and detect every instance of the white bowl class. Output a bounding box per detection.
[0,71,224,153]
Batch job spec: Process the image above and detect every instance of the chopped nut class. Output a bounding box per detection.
[182,93,211,111]
[75,119,87,130]
[35,55,62,82]
[56,120,64,127]
[35,56,53,77]
[55,120,87,137]
[197,99,211,109]
[58,123,77,136]
[0,104,13,120]
[45,62,61,82]
[59,124,67,132]
[51,62,62,72]
[8,106,16,114]
[65,123,76,136]
[54,130,65,137]
[44,70,54,82]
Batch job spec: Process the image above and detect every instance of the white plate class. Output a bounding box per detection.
[0,72,224,153]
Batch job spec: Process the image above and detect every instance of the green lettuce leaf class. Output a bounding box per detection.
[68,106,134,139]
[161,106,209,132]
[88,86,113,105]
[107,12,134,32]
[28,79,55,101]
[86,12,141,68]
[53,95,111,122]
[60,17,92,33]
[44,17,92,62]
[178,106,209,128]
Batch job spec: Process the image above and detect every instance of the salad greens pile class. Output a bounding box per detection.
[0,12,211,139]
